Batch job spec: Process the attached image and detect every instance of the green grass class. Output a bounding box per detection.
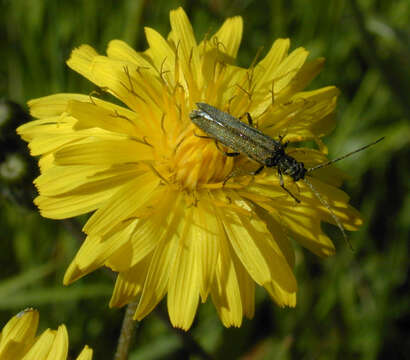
[1,0,409,359]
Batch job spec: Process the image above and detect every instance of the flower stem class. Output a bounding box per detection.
[114,300,139,360]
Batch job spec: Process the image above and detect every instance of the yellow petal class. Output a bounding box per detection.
[34,185,116,219]
[134,192,183,321]
[64,220,140,285]
[89,56,162,110]
[54,138,153,166]
[216,191,297,292]
[299,177,363,230]
[192,196,220,302]
[264,281,296,307]
[276,202,336,257]
[21,329,55,359]
[45,325,68,360]
[21,325,68,360]
[167,206,200,330]
[106,219,163,271]
[275,58,326,102]
[68,46,150,110]
[210,231,243,327]
[28,93,90,118]
[169,7,201,88]
[28,126,118,156]
[35,164,140,197]
[272,47,309,93]
[64,236,103,284]
[76,345,93,360]
[17,115,75,143]
[144,27,176,86]
[0,308,39,359]
[86,96,141,126]
[109,256,150,308]
[107,188,173,271]
[66,44,99,83]
[231,252,255,319]
[83,173,159,237]
[253,205,295,268]
[107,39,148,65]
[253,38,290,88]
[68,100,139,136]
[38,153,55,172]
[260,86,339,143]
[251,57,327,117]
[209,16,243,59]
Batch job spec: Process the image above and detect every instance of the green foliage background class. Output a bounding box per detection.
[1,0,409,359]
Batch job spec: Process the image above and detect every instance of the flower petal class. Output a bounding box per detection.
[27,93,90,118]
[253,204,295,268]
[106,188,175,271]
[17,115,75,143]
[210,231,243,327]
[35,188,115,219]
[23,325,68,360]
[167,206,200,330]
[76,345,93,360]
[66,44,99,79]
[253,38,290,89]
[0,309,39,359]
[64,220,140,285]
[209,16,243,59]
[109,256,150,307]
[264,281,296,307]
[45,325,69,360]
[259,86,339,145]
[28,127,120,156]
[83,173,159,237]
[271,47,309,93]
[144,27,177,86]
[68,100,139,136]
[35,164,141,197]
[231,251,255,319]
[54,138,153,166]
[134,192,184,321]
[275,57,326,103]
[169,7,202,88]
[192,195,220,301]
[68,46,159,111]
[107,39,148,65]
[215,191,297,292]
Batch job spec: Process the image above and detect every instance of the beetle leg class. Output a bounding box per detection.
[222,173,234,186]
[194,132,213,139]
[214,140,240,157]
[278,170,300,203]
[246,112,253,126]
[237,112,254,126]
[252,165,264,175]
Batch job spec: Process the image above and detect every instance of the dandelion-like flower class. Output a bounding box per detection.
[18,7,362,330]
[0,308,92,359]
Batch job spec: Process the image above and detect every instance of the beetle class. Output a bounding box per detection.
[190,102,383,248]
[190,102,308,200]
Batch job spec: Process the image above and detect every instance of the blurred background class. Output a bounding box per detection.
[1,0,409,359]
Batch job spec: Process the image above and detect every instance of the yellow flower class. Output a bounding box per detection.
[17,7,362,330]
[0,308,93,360]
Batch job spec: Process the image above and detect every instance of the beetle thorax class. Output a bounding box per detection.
[277,154,306,181]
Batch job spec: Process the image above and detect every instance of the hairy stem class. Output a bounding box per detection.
[114,301,139,360]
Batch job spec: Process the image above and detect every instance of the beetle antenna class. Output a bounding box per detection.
[307,137,384,173]
[302,177,353,250]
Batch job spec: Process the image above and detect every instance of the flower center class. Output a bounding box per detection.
[168,126,235,190]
